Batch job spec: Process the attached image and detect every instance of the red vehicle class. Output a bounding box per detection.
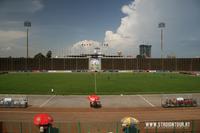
[88,94,101,108]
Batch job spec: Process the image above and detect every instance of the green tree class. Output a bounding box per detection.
[136,55,143,59]
[34,53,45,59]
[46,50,52,58]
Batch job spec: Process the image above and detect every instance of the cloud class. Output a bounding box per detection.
[0,0,44,13]
[70,2,140,56]
[0,30,26,42]
[104,1,139,55]
[0,47,11,51]
[71,40,101,55]
[180,38,200,48]
[70,0,200,57]
[103,0,163,56]
[103,0,200,57]
[0,30,26,52]
[31,0,44,13]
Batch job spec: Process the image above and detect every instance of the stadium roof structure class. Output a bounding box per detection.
[65,54,123,58]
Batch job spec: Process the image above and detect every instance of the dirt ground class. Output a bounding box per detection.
[1,94,200,132]
[0,107,200,133]
[1,107,200,122]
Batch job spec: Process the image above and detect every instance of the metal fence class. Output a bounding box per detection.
[0,120,200,133]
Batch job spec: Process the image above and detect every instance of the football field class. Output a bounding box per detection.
[0,72,200,95]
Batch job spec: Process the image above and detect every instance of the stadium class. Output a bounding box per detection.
[1,0,200,133]
[0,46,200,133]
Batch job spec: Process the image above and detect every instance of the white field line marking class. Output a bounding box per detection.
[94,72,97,93]
[137,95,155,107]
[39,95,56,107]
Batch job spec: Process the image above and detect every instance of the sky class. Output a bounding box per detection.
[0,0,200,58]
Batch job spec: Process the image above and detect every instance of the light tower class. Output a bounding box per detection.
[158,22,165,70]
[158,22,165,58]
[24,21,31,71]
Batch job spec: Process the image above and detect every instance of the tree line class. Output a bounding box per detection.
[34,50,52,59]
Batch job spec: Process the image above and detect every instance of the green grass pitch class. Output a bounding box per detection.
[0,72,200,95]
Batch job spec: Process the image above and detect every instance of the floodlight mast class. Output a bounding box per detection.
[158,22,165,71]
[24,21,31,71]
[158,22,165,58]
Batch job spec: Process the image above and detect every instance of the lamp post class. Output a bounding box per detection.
[24,21,31,71]
[158,22,165,70]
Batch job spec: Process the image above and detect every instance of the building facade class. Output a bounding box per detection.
[139,45,152,58]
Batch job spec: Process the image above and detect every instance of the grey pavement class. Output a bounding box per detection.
[0,93,200,108]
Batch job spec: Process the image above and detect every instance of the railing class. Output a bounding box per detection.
[0,120,200,133]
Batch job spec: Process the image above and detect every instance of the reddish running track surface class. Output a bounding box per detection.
[0,107,200,133]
